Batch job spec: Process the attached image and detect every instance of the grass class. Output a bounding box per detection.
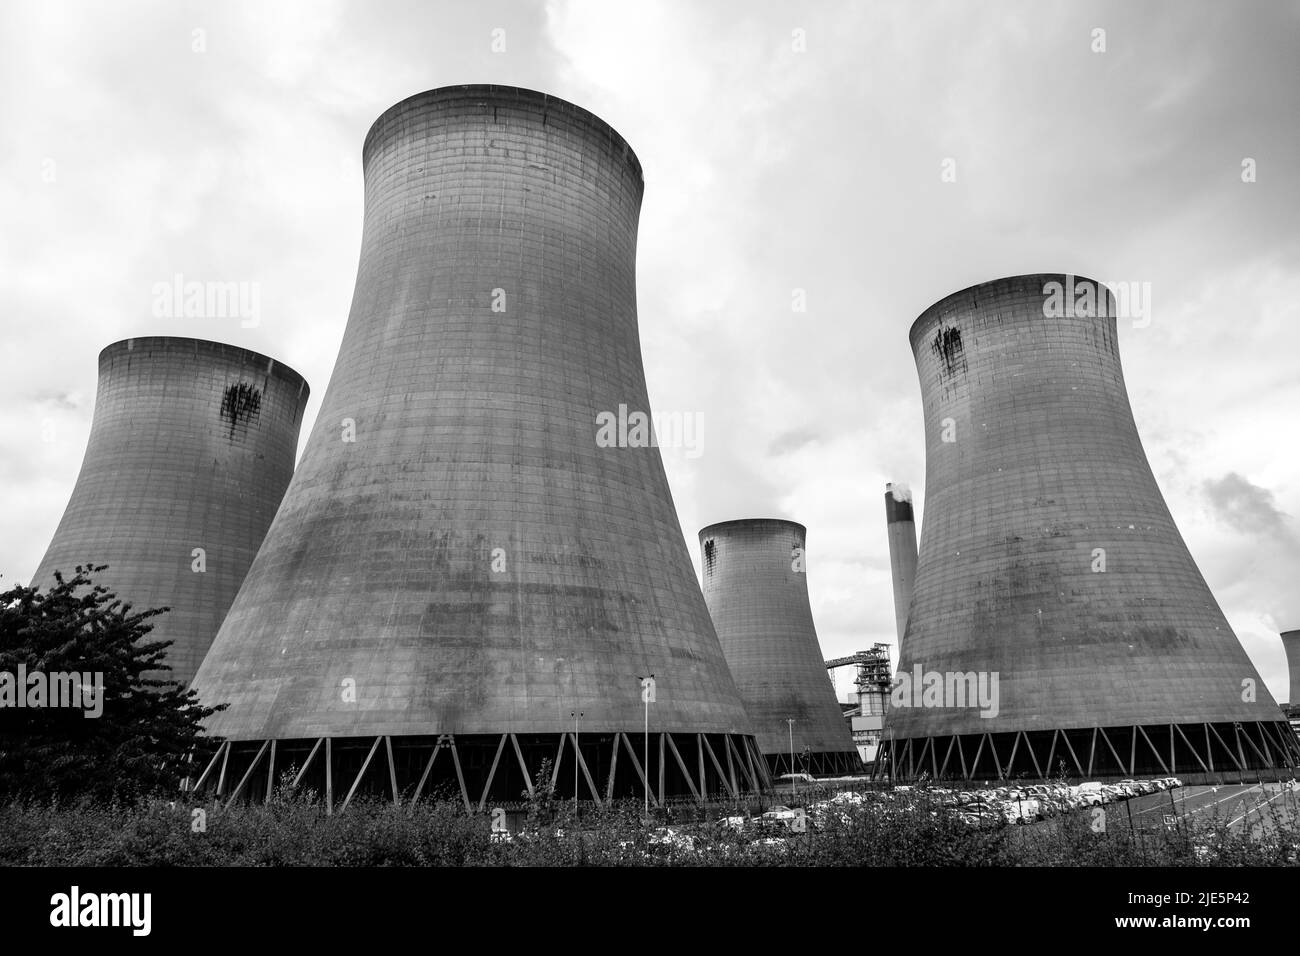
[2,783,1297,866]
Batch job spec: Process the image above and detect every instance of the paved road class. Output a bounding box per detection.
[1125,782,1300,836]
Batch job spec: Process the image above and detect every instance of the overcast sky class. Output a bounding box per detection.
[3,0,1298,703]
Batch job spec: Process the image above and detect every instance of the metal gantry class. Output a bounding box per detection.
[825,644,894,703]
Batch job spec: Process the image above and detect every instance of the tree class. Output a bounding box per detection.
[525,757,557,827]
[0,564,224,801]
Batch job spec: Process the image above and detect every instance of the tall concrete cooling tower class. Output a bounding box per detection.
[32,337,309,687]
[1282,630,1300,708]
[883,275,1300,782]
[189,86,766,810]
[699,519,861,775]
[884,483,918,646]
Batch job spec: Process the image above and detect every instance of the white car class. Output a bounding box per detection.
[1005,798,1040,822]
[761,805,801,827]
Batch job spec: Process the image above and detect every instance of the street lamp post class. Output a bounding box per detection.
[787,718,796,798]
[571,710,583,821]
[638,675,656,815]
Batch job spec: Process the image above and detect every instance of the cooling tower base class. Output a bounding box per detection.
[874,721,1300,784]
[191,732,771,810]
[766,750,865,777]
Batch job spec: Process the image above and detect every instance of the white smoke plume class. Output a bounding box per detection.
[887,481,913,503]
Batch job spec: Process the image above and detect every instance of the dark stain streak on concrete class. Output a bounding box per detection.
[931,325,968,378]
[703,538,716,574]
[220,382,262,435]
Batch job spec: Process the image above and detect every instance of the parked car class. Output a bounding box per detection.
[1001,798,1040,824]
[1037,795,1072,816]
[761,806,803,830]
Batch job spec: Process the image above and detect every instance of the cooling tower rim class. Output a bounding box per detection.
[1282,629,1300,641]
[699,517,807,540]
[99,336,309,394]
[908,272,1110,346]
[362,84,644,183]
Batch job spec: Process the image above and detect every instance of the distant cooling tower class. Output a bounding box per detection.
[883,275,1300,781]
[32,337,308,687]
[189,86,765,809]
[1282,630,1300,708]
[699,519,861,775]
[884,483,918,646]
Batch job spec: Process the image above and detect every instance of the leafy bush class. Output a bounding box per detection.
[0,566,223,802]
[2,785,1295,866]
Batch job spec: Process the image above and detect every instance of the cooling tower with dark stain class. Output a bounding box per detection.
[884,482,918,647]
[32,337,309,687]
[699,519,861,775]
[883,274,1300,782]
[189,86,765,809]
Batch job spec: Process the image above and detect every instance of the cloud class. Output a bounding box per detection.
[1204,472,1294,541]
[31,391,84,410]
[3,0,1298,692]
[768,428,822,457]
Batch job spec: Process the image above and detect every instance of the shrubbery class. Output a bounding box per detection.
[2,785,1296,867]
[0,566,223,802]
